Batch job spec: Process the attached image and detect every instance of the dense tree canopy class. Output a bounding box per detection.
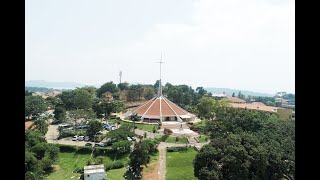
[25,96,47,118]
[86,120,103,138]
[96,81,118,97]
[25,130,59,179]
[25,90,33,96]
[53,106,66,123]
[45,96,63,109]
[196,97,228,120]
[124,140,153,180]
[118,82,129,91]
[92,100,125,119]
[73,89,94,110]
[194,108,295,180]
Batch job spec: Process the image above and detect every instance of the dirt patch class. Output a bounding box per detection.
[143,162,159,180]
[52,165,60,172]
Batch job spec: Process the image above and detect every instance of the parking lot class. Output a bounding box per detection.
[45,123,110,147]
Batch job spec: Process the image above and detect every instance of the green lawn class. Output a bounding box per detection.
[107,167,126,180]
[165,137,188,144]
[45,152,90,180]
[166,148,198,180]
[121,121,158,132]
[197,135,208,143]
[45,151,129,180]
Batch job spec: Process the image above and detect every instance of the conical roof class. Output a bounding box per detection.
[131,95,195,121]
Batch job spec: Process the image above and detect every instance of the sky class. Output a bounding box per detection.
[25,0,295,94]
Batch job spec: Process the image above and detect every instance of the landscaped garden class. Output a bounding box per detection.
[166,147,198,180]
[120,121,159,132]
[45,145,129,180]
[197,135,208,143]
[165,136,188,144]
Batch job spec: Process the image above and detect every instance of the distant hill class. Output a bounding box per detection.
[25,86,64,92]
[205,87,273,97]
[25,80,85,89]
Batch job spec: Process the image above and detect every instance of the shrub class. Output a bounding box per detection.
[105,160,125,171]
[94,156,104,164]
[58,144,77,152]
[175,137,179,142]
[167,146,188,152]
[73,167,83,173]
[164,128,173,135]
[76,146,92,154]
[160,134,169,142]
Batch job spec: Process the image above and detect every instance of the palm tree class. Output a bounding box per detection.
[29,118,48,135]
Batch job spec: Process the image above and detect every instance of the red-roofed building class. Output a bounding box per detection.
[226,96,246,103]
[129,95,195,123]
[25,121,34,130]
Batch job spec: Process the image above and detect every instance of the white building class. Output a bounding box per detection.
[84,165,106,180]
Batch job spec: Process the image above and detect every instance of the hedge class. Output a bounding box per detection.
[167,146,189,152]
[105,160,125,171]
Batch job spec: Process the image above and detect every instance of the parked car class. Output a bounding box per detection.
[131,136,137,141]
[78,136,85,141]
[127,137,132,141]
[94,143,102,147]
[72,135,79,141]
[99,143,107,147]
[84,136,90,141]
[58,123,70,128]
[85,143,93,147]
[103,124,115,131]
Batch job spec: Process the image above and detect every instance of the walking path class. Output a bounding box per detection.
[156,141,208,180]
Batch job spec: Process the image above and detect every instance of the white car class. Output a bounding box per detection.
[78,136,85,141]
[84,136,90,141]
[72,135,79,141]
[127,137,132,141]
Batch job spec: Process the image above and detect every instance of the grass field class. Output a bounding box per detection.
[166,148,198,180]
[107,167,126,180]
[45,151,129,180]
[197,135,208,143]
[165,137,188,144]
[120,121,159,132]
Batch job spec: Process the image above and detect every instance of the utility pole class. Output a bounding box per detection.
[156,54,165,123]
[119,71,122,84]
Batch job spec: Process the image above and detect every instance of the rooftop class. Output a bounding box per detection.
[84,165,105,174]
[226,96,246,103]
[230,103,281,113]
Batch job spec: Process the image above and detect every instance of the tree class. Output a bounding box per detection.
[118,82,129,91]
[73,89,94,110]
[86,120,103,138]
[194,108,295,180]
[78,86,97,98]
[196,97,228,120]
[25,96,47,119]
[93,100,125,119]
[68,109,96,127]
[58,90,76,110]
[30,118,49,135]
[45,96,63,109]
[25,90,33,96]
[97,81,118,97]
[196,87,207,96]
[112,140,132,154]
[107,125,135,142]
[124,140,151,180]
[54,106,66,123]
[237,91,242,98]
[143,86,155,100]
[25,130,59,178]
[232,92,235,97]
